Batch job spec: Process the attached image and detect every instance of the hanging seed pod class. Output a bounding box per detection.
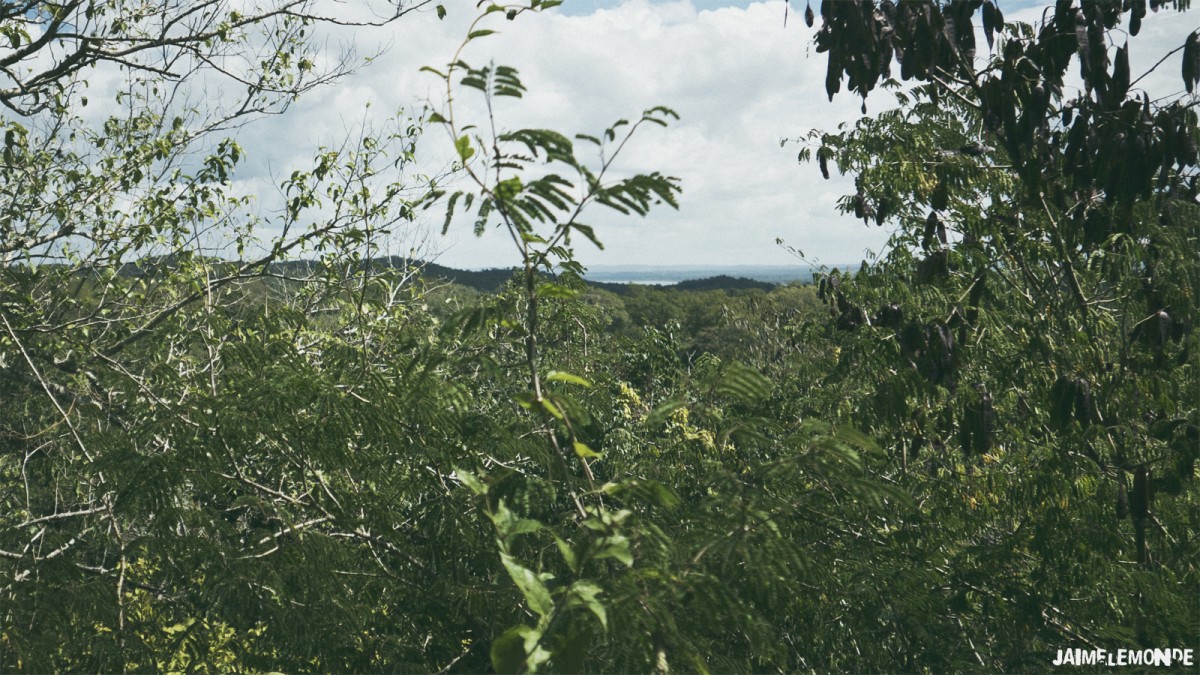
[1050,376,1076,430]
[1073,377,1096,427]
[874,303,904,330]
[1130,466,1150,523]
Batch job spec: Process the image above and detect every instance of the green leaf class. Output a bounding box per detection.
[602,479,680,509]
[570,223,604,249]
[500,553,554,618]
[567,580,608,629]
[455,135,475,162]
[490,500,544,538]
[554,535,578,573]
[646,400,687,427]
[491,625,535,674]
[453,468,487,496]
[716,362,773,403]
[573,441,601,459]
[539,398,564,420]
[162,618,195,634]
[442,191,460,235]
[545,370,591,387]
[594,534,633,567]
[467,29,497,39]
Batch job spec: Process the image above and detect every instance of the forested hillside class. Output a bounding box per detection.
[1,0,1197,672]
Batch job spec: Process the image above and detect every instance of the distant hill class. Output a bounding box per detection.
[352,258,783,294]
[583,264,819,286]
[411,260,782,294]
[674,275,775,292]
[96,255,788,294]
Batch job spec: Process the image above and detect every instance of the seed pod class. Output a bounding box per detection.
[922,211,940,250]
[900,320,928,368]
[1050,376,1076,430]
[931,180,949,212]
[874,303,904,330]
[1130,466,1150,523]
[1130,0,1146,35]
[961,384,996,456]
[917,249,949,283]
[920,322,956,387]
[837,306,868,331]
[1073,377,1095,426]
[875,195,893,224]
[1116,478,1129,520]
[958,142,988,157]
[1184,30,1199,94]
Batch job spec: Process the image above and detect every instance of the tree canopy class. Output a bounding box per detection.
[1,0,1197,672]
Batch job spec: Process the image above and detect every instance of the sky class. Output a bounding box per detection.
[150,1,1200,270]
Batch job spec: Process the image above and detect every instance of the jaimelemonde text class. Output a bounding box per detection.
[1053,648,1194,667]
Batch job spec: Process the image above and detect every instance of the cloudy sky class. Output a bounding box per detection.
[236,0,1196,270]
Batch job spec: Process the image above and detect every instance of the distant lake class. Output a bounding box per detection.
[582,265,828,285]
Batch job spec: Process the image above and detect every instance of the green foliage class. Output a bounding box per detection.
[793,0,1199,667]
[4,1,1194,672]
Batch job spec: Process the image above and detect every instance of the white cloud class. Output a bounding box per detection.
[223,0,875,269]
[223,0,1198,270]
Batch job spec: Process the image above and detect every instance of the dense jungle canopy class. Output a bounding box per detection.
[1,0,1197,672]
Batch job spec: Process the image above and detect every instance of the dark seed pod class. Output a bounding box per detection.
[1130,466,1150,523]
[874,303,904,330]
[920,321,955,387]
[1050,376,1076,430]
[931,322,954,370]
[958,142,988,157]
[922,211,940,250]
[911,434,925,459]
[1154,310,1172,346]
[901,320,928,364]
[825,273,841,301]
[1073,377,1095,426]
[837,306,868,331]
[917,249,949,283]
[982,0,998,51]
[931,180,949,211]
[961,384,997,456]
[1130,0,1146,36]
[1131,310,1173,352]
[1113,44,1130,95]
[1183,30,1199,94]
[965,271,986,325]
[875,195,893,225]
[979,389,996,451]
